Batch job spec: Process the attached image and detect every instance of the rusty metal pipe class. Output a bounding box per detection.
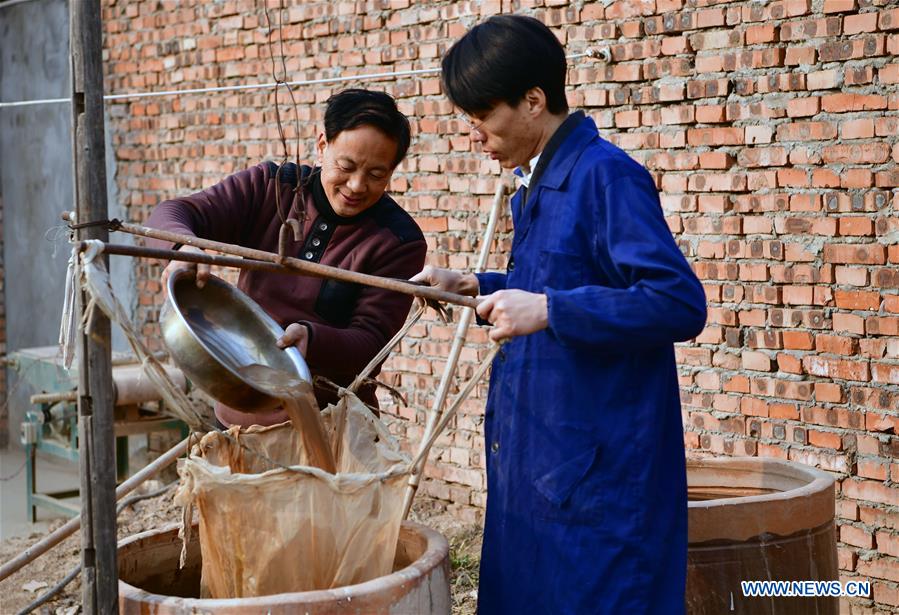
[0,437,189,583]
[113,220,480,308]
[79,241,294,274]
[74,232,480,310]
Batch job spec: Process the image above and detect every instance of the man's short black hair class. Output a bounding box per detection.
[324,89,411,167]
[442,15,568,116]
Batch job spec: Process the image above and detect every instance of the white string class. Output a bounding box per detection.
[0,50,600,109]
[104,67,441,101]
[0,97,69,109]
[0,0,41,9]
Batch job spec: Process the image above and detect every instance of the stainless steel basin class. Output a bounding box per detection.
[161,270,311,413]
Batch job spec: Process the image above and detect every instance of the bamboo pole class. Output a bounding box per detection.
[408,344,502,472]
[402,181,507,519]
[68,223,480,310]
[0,438,189,583]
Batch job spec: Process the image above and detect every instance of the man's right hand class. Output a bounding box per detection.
[410,265,480,296]
[161,245,210,292]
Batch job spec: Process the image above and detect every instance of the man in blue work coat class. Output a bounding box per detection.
[413,15,708,614]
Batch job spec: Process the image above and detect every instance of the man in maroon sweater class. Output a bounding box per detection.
[147,89,426,427]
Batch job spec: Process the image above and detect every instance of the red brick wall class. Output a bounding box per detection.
[101,1,898,609]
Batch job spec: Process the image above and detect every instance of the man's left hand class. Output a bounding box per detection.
[476,290,548,342]
[277,323,310,356]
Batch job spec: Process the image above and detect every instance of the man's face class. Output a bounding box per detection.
[460,101,541,170]
[316,125,398,217]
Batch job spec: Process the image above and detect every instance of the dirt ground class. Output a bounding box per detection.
[409,496,483,615]
[0,485,483,614]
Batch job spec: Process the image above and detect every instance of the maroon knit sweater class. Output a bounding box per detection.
[147,162,426,426]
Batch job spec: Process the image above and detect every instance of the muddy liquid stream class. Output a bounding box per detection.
[237,363,337,474]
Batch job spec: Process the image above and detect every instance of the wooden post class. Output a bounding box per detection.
[70,1,118,612]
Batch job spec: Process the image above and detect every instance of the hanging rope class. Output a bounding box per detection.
[260,0,307,254]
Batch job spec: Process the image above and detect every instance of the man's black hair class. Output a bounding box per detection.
[324,89,411,167]
[441,15,568,116]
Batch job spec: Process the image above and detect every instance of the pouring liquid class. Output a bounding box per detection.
[237,363,337,474]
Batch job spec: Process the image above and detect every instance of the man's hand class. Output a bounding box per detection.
[410,265,479,296]
[277,323,310,356]
[161,245,210,292]
[476,290,549,342]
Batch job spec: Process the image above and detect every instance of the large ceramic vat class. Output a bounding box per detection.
[687,457,839,614]
[118,521,451,614]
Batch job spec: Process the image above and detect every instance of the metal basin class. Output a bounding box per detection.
[161,270,311,413]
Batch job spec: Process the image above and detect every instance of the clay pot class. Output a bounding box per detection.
[118,521,451,614]
[687,457,838,615]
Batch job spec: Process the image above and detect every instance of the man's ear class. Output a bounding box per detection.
[315,132,327,164]
[524,87,547,117]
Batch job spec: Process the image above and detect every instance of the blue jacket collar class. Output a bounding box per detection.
[536,112,598,191]
[510,113,598,250]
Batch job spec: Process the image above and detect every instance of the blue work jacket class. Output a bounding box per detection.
[474,114,707,614]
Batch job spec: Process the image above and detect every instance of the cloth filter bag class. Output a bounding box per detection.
[175,391,410,598]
